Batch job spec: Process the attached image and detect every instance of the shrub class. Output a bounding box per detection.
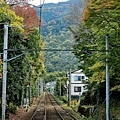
[8,102,16,114]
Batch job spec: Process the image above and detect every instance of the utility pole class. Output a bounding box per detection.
[50,82,52,93]
[39,79,41,95]
[60,79,61,98]
[29,66,32,106]
[106,34,110,120]
[68,69,71,106]
[2,23,8,120]
[40,79,43,93]
[36,79,38,97]
[29,79,31,106]
[26,85,29,107]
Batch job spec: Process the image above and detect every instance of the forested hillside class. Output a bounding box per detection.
[0,0,120,119]
[35,0,82,72]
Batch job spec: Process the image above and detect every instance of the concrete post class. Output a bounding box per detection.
[106,34,110,120]
[2,23,8,120]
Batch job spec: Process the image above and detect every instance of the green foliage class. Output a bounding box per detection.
[0,0,23,30]
[87,116,93,120]
[0,1,45,107]
[8,102,17,114]
[60,96,67,103]
[72,0,120,93]
[45,71,66,83]
[35,1,79,72]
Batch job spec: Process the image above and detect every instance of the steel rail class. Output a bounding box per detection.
[48,93,79,120]
[47,93,65,120]
[30,92,79,120]
[61,107,79,120]
[30,92,46,120]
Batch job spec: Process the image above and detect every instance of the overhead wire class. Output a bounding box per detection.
[6,48,73,51]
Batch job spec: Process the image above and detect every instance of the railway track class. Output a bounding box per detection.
[30,92,79,120]
[47,93,79,120]
[30,92,46,120]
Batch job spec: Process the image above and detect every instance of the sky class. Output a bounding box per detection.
[29,0,69,6]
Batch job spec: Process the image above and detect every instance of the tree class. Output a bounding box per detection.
[0,0,45,107]
[9,1,40,38]
[0,0,24,104]
[72,0,120,93]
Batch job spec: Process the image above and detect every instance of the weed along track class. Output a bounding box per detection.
[30,92,79,120]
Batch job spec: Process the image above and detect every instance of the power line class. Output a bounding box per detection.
[1,46,118,53]
[3,48,73,51]
[3,48,107,52]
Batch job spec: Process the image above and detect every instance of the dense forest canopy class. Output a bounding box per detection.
[35,0,82,72]
[72,0,120,91]
[67,0,120,119]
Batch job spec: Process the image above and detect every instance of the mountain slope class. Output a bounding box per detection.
[35,0,82,72]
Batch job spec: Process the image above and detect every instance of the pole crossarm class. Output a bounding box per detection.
[6,50,31,62]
